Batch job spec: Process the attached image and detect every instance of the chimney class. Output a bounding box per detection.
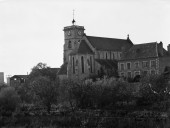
[168,44,170,54]
[158,41,163,56]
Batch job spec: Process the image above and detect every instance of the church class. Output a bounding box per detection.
[58,19,170,80]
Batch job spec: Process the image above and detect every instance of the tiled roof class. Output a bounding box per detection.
[95,59,118,69]
[86,36,133,51]
[57,63,68,75]
[121,42,158,60]
[70,40,94,55]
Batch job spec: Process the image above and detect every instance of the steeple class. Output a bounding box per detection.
[72,9,76,25]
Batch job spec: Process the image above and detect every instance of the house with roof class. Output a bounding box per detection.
[10,75,28,86]
[58,20,133,80]
[118,42,170,78]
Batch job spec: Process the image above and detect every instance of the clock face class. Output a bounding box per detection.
[78,31,82,35]
[67,31,71,36]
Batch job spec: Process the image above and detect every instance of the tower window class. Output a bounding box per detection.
[106,52,108,59]
[68,40,72,48]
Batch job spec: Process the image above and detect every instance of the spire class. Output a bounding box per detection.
[72,9,76,25]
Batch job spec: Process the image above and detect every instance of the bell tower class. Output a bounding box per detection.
[63,16,85,63]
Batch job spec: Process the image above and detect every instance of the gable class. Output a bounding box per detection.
[70,40,94,55]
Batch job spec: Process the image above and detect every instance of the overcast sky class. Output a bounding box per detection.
[0,0,170,79]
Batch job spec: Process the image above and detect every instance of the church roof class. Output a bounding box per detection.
[57,63,68,75]
[95,59,117,69]
[86,36,133,51]
[121,42,159,60]
[70,40,94,55]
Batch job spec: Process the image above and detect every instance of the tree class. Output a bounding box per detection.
[0,87,21,115]
[31,76,59,113]
[29,62,57,81]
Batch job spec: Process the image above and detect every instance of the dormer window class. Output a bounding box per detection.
[68,40,72,48]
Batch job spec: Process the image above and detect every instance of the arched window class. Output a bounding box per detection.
[68,40,72,48]
[81,56,84,73]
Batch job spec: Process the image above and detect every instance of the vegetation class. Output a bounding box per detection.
[1,62,170,127]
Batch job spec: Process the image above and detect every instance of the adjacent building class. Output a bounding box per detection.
[10,75,28,86]
[0,72,4,84]
[118,42,170,78]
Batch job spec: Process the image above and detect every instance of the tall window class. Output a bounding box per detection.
[127,72,132,78]
[90,56,93,73]
[134,62,139,68]
[120,72,125,77]
[68,40,72,48]
[142,61,149,68]
[119,53,122,59]
[151,60,156,68]
[127,62,131,70]
[120,63,125,71]
[143,70,148,76]
[112,53,115,59]
[151,70,156,75]
[72,57,75,74]
[106,52,108,59]
[134,71,140,76]
[81,56,84,73]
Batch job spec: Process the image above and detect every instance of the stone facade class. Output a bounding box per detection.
[118,42,170,78]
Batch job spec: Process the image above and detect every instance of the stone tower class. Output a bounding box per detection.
[63,21,85,63]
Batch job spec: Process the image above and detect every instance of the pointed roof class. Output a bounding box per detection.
[70,40,94,55]
[121,42,158,60]
[86,36,133,51]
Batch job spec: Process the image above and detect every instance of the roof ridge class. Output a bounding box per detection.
[134,42,157,45]
[86,35,127,41]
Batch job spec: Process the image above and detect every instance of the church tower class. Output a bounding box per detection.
[63,19,85,63]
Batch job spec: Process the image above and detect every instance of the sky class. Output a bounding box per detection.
[0,0,170,80]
